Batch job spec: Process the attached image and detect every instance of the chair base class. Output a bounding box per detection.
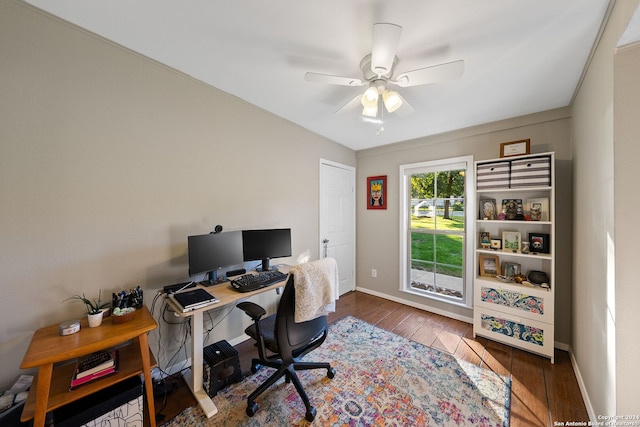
[246,358,335,422]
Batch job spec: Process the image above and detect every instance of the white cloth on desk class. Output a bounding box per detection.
[291,257,339,323]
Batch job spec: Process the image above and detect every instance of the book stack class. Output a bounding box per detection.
[70,349,119,390]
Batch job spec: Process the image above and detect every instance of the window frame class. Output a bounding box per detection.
[399,156,475,308]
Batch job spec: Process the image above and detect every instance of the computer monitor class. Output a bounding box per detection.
[188,230,244,284]
[242,228,292,272]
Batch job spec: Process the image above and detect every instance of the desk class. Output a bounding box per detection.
[20,306,158,427]
[164,266,290,418]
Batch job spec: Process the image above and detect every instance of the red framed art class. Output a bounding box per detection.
[367,175,387,210]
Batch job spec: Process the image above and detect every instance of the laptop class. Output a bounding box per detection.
[169,288,219,312]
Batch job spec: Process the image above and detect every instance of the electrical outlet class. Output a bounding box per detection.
[371,269,377,278]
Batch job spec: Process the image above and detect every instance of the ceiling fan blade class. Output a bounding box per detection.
[394,60,465,87]
[304,72,364,87]
[393,93,415,118]
[334,95,362,115]
[371,23,402,76]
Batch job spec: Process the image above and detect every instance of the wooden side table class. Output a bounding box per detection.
[20,306,158,427]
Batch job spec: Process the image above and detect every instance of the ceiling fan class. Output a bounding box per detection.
[305,23,464,120]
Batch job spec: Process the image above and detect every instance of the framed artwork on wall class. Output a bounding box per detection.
[500,139,531,158]
[367,175,387,210]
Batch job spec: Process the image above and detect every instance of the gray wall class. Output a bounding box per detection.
[0,0,355,387]
[355,109,573,344]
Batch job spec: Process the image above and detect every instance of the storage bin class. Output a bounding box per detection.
[52,376,143,427]
[476,161,510,189]
[510,155,551,187]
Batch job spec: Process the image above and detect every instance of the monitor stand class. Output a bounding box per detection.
[256,258,273,272]
[202,270,228,286]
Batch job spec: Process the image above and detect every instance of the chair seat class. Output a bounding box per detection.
[245,314,277,353]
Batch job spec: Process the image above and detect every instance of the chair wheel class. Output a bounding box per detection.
[250,364,260,374]
[305,406,316,422]
[327,367,336,379]
[246,402,259,417]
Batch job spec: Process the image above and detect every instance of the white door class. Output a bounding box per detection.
[319,159,355,295]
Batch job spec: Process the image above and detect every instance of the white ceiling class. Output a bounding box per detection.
[25,0,611,151]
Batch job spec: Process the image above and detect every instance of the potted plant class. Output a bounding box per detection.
[64,290,110,327]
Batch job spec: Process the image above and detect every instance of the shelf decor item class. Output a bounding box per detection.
[480,232,491,249]
[527,197,549,221]
[502,231,521,253]
[63,290,110,328]
[367,175,387,210]
[499,139,530,158]
[479,254,500,277]
[529,233,550,254]
[490,238,502,250]
[479,198,497,220]
[502,262,521,279]
[501,199,524,220]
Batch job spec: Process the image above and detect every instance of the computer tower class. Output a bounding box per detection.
[203,340,242,397]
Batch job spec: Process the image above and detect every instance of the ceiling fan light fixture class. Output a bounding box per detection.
[362,103,378,118]
[382,90,402,113]
[361,86,379,108]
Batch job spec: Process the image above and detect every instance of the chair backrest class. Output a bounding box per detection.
[274,275,328,363]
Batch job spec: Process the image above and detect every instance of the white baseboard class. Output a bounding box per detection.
[568,346,595,422]
[354,286,474,324]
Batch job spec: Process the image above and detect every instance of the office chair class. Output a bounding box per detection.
[236,274,336,421]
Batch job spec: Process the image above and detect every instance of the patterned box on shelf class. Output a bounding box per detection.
[479,314,545,347]
[510,155,551,187]
[476,161,510,189]
[474,307,554,356]
[477,285,552,324]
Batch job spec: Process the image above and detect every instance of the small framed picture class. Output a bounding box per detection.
[480,232,491,249]
[502,262,521,279]
[367,175,387,210]
[527,197,549,221]
[500,139,531,158]
[479,198,497,220]
[490,238,502,250]
[502,231,521,253]
[479,254,500,277]
[500,199,524,220]
[529,232,550,254]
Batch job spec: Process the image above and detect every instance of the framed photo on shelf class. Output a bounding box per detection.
[527,197,549,221]
[490,238,502,250]
[500,139,531,158]
[479,254,500,277]
[529,232,550,253]
[367,175,387,210]
[502,231,521,253]
[479,198,497,220]
[480,232,491,249]
[502,262,521,279]
[501,198,524,220]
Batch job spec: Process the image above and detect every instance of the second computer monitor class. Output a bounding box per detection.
[242,228,292,272]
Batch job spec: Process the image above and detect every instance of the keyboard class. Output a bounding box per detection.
[230,270,287,293]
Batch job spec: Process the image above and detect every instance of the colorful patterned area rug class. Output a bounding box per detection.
[161,316,510,426]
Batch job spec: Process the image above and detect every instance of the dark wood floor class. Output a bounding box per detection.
[153,291,589,426]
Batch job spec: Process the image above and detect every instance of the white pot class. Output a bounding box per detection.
[87,311,104,327]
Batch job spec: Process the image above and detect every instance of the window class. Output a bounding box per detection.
[399,156,474,307]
